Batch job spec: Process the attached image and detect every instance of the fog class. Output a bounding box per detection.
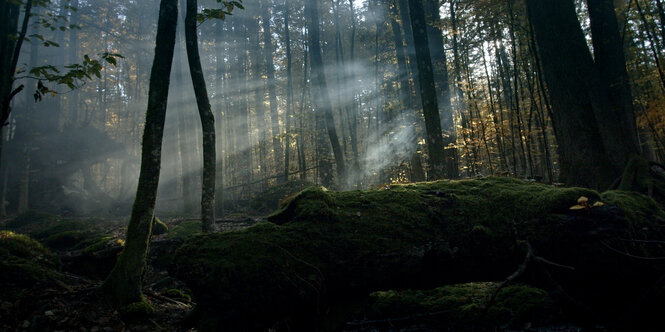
[8,0,648,217]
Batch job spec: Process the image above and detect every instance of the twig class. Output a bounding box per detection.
[144,291,191,307]
[485,241,534,311]
[532,256,575,271]
[600,240,665,260]
[620,238,665,245]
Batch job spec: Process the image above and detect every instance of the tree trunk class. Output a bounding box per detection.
[306,0,346,187]
[284,0,294,181]
[261,0,284,181]
[408,0,445,180]
[0,0,32,175]
[184,0,216,232]
[101,0,178,307]
[587,0,642,161]
[424,0,458,179]
[526,0,631,188]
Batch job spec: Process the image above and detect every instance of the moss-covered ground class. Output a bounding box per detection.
[173,177,665,330]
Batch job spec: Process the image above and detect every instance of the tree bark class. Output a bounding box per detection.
[526,0,635,188]
[101,0,178,307]
[184,0,216,232]
[587,0,642,161]
[424,0,458,179]
[261,0,284,181]
[408,0,445,180]
[306,0,346,187]
[284,0,294,181]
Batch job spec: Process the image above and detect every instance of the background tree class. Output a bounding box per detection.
[100,0,178,307]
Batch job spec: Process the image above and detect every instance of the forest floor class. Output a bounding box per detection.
[0,215,260,332]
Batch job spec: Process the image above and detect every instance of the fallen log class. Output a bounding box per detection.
[172,177,665,331]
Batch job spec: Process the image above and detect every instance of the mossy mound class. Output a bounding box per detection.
[118,297,155,320]
[173,177,665,330]
[167,220,201,240]
[0,231,62,301]
[152,217,168,236]
[365,282,557,329]
[249,179,316,213]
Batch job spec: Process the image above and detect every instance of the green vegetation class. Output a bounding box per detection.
[118,297,155,320]
[174,177,660,330]
[152,217,168,236]
[368,282,556,326]
[0,231,62,301]
[167,220,202,240]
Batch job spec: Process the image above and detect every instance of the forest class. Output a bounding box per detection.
[2,0,665,330]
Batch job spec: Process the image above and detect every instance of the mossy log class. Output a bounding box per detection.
[172,177,665,331]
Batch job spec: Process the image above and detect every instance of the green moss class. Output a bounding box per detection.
[163,288,191,302]
[30,220,86,240]
[173,177,660,329]
[44,230,93,250]
[81,236,114,253]
[167,220,202,240]
[368,282,554,326]
[0,231,63,301]
[0,230,60,269]
[152,217,168,236]
[118,297,155,320]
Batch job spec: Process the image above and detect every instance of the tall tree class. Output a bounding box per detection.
[526,0,640,188]
[408,0,445,179]
[424,0,458,178]
[305,0,346,187]
[185,0,216,232]
[261,0,284,181]
[101,0,178,307]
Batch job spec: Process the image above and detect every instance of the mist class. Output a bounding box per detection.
[3,0,662,218]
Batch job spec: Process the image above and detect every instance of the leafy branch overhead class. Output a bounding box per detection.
[19,52,124,101]
[197,0,244,23]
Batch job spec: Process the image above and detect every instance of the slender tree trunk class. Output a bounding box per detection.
[101,0,178,307]
[184,0,216,232]
[284,0,294,181]
[261,0,284,181]
[306,0,346,187]
[0,0,32,175]
[408,0,445,180]
[247,16,268,184]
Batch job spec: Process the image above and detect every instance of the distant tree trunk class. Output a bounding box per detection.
[344,0,361,178]
[284,0,294,181]
[408,0,445,180]
[69,0,80,124]
[174,30,196,213]
[424,0,458,179]
[184,0,216,232]
[215,20,226,215]
[261,0,284,181]
[247,15,268,183]
[101,0,178,307]
[306,0,346,187]
[526,0,640,188]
